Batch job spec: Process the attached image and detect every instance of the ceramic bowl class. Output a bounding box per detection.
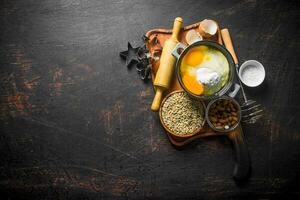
[239,60,265,87]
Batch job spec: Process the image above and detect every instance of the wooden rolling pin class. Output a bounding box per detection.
[151,17,183,111]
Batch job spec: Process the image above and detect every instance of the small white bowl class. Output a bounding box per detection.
[239,60,265,87]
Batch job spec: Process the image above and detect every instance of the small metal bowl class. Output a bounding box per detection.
[205,96,241,133]
[159,90,206,141]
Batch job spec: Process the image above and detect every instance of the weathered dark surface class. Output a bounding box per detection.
[0,0,299,199]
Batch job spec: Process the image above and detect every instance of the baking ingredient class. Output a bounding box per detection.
[196,48,229,95]
[208,99,239,130]
[180,45,229,95]
[240,64,264,87]
[161,92,204,135]
[184,48,203,66]
[196,67,220,88]
[182,74,204,95]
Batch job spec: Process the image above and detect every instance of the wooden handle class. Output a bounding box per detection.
[221,28,239,65]
[171,17,183,41]
[228,126,251,181]
[151,88,163,111]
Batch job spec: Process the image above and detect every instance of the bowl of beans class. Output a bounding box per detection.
[159,90,206,140]
[206,97,241,132]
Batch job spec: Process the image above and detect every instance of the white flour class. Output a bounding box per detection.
[196,67,220,87]
[240,65,263,86]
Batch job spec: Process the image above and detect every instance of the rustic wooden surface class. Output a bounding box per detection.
[0,0,299,199]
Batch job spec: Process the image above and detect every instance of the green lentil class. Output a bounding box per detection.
[161,92,204,135]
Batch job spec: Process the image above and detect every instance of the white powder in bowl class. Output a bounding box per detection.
[239,60,265,87]
[196,67,220,87]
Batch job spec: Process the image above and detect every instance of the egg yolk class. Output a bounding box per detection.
[184,49,203,66]
[182,74,204,95]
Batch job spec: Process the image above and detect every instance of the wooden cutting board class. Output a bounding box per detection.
[145,20,242,147]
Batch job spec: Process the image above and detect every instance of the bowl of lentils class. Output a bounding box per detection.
[159,90,205,140]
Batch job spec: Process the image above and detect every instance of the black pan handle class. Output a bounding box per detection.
[229,126,251,181]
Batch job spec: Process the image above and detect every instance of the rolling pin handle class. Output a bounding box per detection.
[171,17,183,40]
[172,43,186,59]
[151,88,163,112]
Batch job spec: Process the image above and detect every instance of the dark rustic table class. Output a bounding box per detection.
[0,0,299,199]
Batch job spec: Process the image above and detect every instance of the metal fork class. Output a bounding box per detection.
[221,29,263,124]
